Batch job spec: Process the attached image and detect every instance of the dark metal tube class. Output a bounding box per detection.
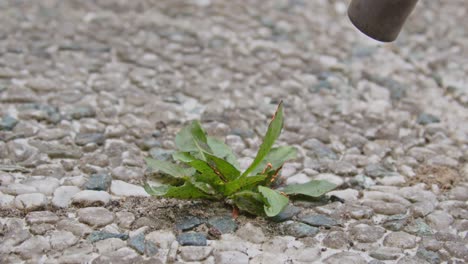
[348,0,419,42]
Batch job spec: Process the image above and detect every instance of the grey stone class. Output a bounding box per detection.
[370,247,403,260]
[298,214,339,227]
[323,230,349,249]
[15,193,47,211]
[75,133,105,145]
[146,230,176,249]
[176,216,202,231]
[383,231,417,249]
[48,230,78,250]
[179,246,213,261]
[177,232,207,246]
[72,190,111,206]
[52,186,81,208]
[397,256,430,264]
[57,219,93,237]
[236,223,266,243]
[282,222,319,238]
[26,211,59,225]
[110,180,149,197]
[289,247,321,262]
[87,231,129,243]
[95,238,126,254]
[93,247,143,264]
[350,224,385,243]
[23,177,60,196]
[444,241,468,261]
[214,251,249,264]
[116,211,135,229]
[83,173,112,191]
[208,216,237,234]
[77,207,114,227]
[29,223,54,235]
[324,252,367,264]
[426,210,454,231]
[0,193,15,209]
[14,236,51,259]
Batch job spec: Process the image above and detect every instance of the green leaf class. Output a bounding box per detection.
[175,121,212,159]
[188,159,226,186]
[223,175,267,196]
[145,181,212,199]
[191,180,217,195]
[230,191,266,216]
[281,180,337,197]
[251,146,297,175]
[207,137,240,170]
[258,186,289,217]
[242,102,284,177]
[172,151,196,162]
[145,157,194,178]
[204,152,240,181]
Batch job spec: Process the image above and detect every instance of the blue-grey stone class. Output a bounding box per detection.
[149,148,173,161]
[207,216,237,234]
[299,214,339,227]
[75,133,105,146]
[176,216,202,231]
[416,248,440,264]
[139,138,162,151]
[19,103,61,123]
[0,115,18,131]
[417,113,440,125]
[128,233,145,254]
[87,231,128,243]
[283,222,319,238]
[269,204,301,222]
[145,241,158,256]
[67,106,95,120]
[177,233,207,246]
[383,214,409,231]
[311,80,332,93]
[364,164,395,178]
[304,139,337,160]
[84,173,112,191]
[404,219,433,236]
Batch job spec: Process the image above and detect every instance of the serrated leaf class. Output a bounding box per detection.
[242,102,284,177]
[223,175,267,196]
[207,137,240,170]
[145,157,194,178]
[175,121,212,160]
[230,191,266,216]
[281,180,337,197]
[145,181,212,199]
[172,151,196,162]
[204,152,240,181]
[251,146,297,175]
[258,186,289,217]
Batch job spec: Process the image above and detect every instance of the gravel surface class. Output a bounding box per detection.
[1,0,467,263]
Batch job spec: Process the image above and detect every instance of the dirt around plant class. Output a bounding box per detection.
[105,197,285,237]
